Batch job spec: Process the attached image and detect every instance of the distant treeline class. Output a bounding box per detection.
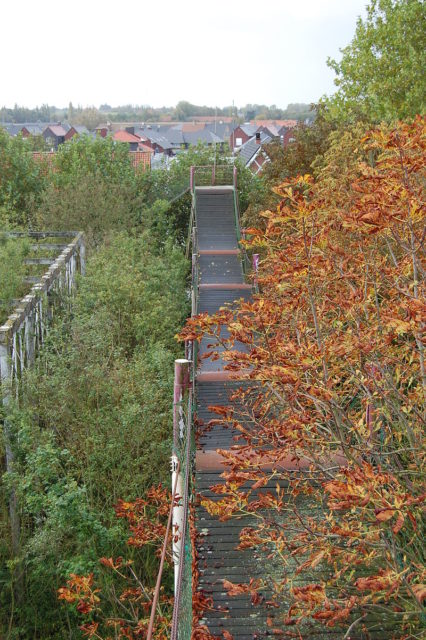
[0,101,314,127]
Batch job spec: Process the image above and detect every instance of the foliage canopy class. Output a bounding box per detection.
[326,0,426,122]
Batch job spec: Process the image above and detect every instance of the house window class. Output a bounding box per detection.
[236,137,242,146]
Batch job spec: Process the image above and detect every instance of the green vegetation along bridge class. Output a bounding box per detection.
[158,167,394,640]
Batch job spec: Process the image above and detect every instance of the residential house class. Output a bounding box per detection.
[43,124,67,149]
[251,119,298,147]
[64,125,89,141]
[112,130,142,151]
[230,123,258,150]
[1,122,48,137]
[237,132,272,174]
[94,124,109,138]
[20,123,46,137]
[181,125,224,149]
[132,127,175,155]
[279,125,297,146]
[1,123,22,137]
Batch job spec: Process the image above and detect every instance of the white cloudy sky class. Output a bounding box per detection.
[0,0,368,109]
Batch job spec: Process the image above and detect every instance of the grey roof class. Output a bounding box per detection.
[137,124,202,147]
[1,124,21,136]
[1,122,49,136]
[240,123,258,137]
[136,123,230,148]
[71,125,89,135]
[238,133,272,166]
[182,129,223,145]
[164,125,185,145]
[204,122,233,139]
[23,124,45,135]
[136,129,173,149]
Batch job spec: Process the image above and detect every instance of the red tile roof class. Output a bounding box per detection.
[113,130,141,143]
[251,119,297,128]
[138,143,154,153]
[182,123,206,132]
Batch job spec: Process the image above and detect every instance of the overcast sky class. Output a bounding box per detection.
[0,0,368,109]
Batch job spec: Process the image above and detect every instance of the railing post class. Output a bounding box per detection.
[211,164,215,186]
[172,358,190,603]
[233,165,237,190]
[0,336,23,600]
[172,454,183,592]
[79,236,86,277]
[190,166,195,193]
[253,253,259,290]
[173,359,190,446]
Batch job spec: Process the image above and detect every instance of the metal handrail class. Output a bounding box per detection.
[190,164,235,190]
[170,387,193,640]
[186,190,196,259]
[169,169,202,638]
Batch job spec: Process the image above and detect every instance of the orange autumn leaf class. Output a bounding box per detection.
[375,508,395,522]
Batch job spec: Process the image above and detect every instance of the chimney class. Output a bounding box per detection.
[255,132,261,145]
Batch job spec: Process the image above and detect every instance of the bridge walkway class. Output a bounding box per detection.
[193,186,283,639]
[181,179,393,640]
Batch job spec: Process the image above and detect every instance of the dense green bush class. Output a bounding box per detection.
[0,129,261,637]
[0,232,189,637]
[36,137,143,247]
[0,130,46,228]
[0,237,30,322]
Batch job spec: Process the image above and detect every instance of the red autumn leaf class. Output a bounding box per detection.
[223,579,248,596]
[355,571,396,593]
[375,508,395,522]
[80,622,99,638]
[392,512,405,534]
[76,600,93,614]
[412,584,426,604]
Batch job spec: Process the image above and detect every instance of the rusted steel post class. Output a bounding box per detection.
[190,166,195,193]
[233,164,238,189]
